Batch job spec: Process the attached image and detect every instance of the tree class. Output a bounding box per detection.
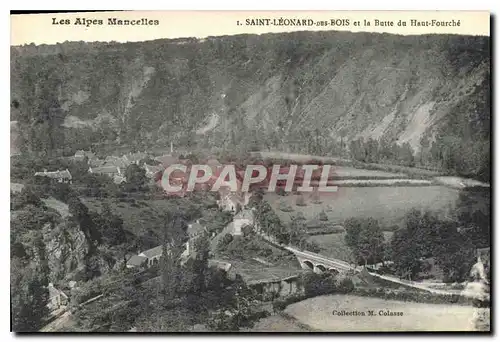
[160,211,188,302]
[11,234,50,332]
[390,208,478,282]
[455,188,490,249]
[349,138,366,161]
[365,138,379,163]
[124,164,147,192]
[11,266,49,332]
[12,186,43,210]
[68,195,101,243]
[186,235,210,293]
[391,228,422,280]
[93,202,126,246]
[344,217,384,266]
[398,142,415,167]
[295,194,307,207]
[318,210,328,222]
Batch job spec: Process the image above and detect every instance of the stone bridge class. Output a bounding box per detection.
[256,231,355,275]
[257,232,481,298]
[285,246,355,275]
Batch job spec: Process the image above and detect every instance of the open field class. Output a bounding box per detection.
[307,233,352,261]
[283,294,489,332]
[265,186,460,227]
[307,232,393,262]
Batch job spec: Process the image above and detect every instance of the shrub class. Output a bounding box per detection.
[276,187,287,196]
[241,224,254,237]
[218,233,234,250]
[301,272,337,297]
[295,195,307,207]
[279,203,294,212]
[272,294,308,312]
[318,210,328,221]
[337,277,355,293]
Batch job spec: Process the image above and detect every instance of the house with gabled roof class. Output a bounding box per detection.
[217,187,251,213]
[89,165,125,184]
[90,159,105,168]
[74,150,96,163]
[155,154,179,168]
[231,209,255,236]
[113,174,127,185]
[34,169,72,184]
[126,255,147,269]
[104,155,129,169]
[138,245,163,267]
[183,220,209,256]
[127,220,209,268]
[144,163,164,179]
[47,283,69,312]
[89,165,122,176]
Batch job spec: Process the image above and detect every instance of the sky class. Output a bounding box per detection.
[11,10,490,46]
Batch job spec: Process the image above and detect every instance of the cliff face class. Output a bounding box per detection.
[43,220,89,281]
[13,203,114,283]
[10,31,490,177]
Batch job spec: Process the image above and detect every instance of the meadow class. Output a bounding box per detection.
[264,185,460,228]
[283,294,488,332]
[306,232,394,262]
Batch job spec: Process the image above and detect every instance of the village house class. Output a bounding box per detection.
[232,209,255,236]
[217,186,252,212]
[122,151,148,165]
[154,154,179,168]
[127,220,209,268]
[104,156,129,169]
[138,245,163,267]
[34,169,73,184]
[143,163,164,180]
[224,208,255,236]
[88,165,126,184]
[88,165,122,177]
[208,259,232,272]
[183,220,209,256]
[217,192,242,212]
[47,283,69,312]
[113,175,127,184]
[73,150,96,164]
[89,158,105,168]
[126,254,147,269]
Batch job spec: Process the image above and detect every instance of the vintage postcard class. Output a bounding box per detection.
[10,10,490,332]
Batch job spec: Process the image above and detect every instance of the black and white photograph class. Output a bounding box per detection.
[9,10,491,332]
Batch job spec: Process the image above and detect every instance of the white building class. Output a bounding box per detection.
[230,209,255,236]
[34,169,72,184]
